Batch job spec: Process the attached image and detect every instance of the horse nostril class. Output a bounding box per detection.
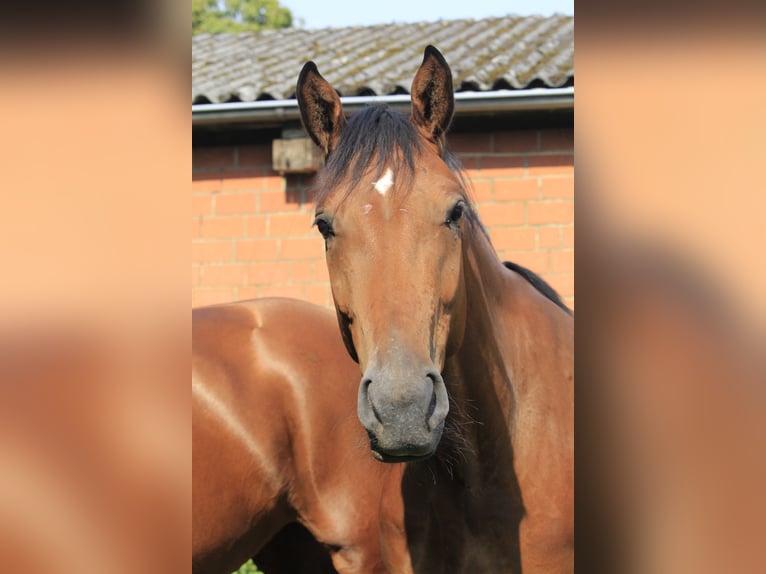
[363,378,384,425]
[425,370,448,431]
[427,388,437,420]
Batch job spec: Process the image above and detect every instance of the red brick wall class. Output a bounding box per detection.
[192,127,573,309]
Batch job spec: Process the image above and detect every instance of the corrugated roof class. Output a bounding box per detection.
[192,15,573,104]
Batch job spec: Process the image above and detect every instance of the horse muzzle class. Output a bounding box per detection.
[357,364,449,462]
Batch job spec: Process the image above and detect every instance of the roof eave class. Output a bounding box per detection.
[191,87,574,128]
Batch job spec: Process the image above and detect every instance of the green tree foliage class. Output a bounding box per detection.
[193,0,293,34]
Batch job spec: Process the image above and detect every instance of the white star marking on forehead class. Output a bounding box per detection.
[373,168,394,196]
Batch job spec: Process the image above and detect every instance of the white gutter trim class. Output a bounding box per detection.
[192,87,573,127]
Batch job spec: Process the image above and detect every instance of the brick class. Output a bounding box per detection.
[287,189,306,205]
[561,226,574,248]
[494,179,539,201]
[192,217,201,239]
[467,180,493,203]
[478,202,525,226]
[494,130,538,153]
[259,284,306,299]
[200,216,246,239]
[314,260,330,282]
[291,260,314,282]
[456,156,480,176]
[247,215,267,237]
[281,237,323,260]
[192,174,223,193]
[480,156,526,178]
[192,288,235,308]
[489,227,536,251]
[263,172,286,192]
[221,169,265,192]
[449,132,491,154]
[192,195,213,216]
[238,144,271,167]
[238,286,262,300]
[192,265,200,287]
[247,261,291,284]
[193,147,235,169]
[192,241,233,263]
[285,173,314,189]
[541,177,574,199]
[260,190,301,212]
[549,250,574,273]
[283,184,304,198]
[500,251,548,275]
[202,264,246,287]
[527,154,573,176]
[527,201,573,225]
[236,239,279,261]
[537,228,561,249]
[215,192,257,215]
[305,283,331,307]
[269,212,314,237]
[546,273,574,298]
[539,129,574,151]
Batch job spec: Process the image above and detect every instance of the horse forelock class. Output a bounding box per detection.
[313,104,470,209]
[313,105,419,206]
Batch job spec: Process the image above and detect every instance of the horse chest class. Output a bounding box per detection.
[397,465,524,573]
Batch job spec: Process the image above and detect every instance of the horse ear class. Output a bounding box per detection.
[297,62,346,156]
[410,45,454,148]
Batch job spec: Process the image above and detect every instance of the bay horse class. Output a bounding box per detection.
[192,298,396,574]
[297,46,574,572]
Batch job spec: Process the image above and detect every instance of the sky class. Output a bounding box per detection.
[282,0,573,29]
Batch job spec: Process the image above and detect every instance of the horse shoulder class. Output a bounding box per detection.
[192,302,295,568]
[494,278,574,570]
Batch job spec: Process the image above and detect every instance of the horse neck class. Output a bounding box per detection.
[452,224,517,421]
[449,220,571,445]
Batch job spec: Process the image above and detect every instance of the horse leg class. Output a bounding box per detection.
[252,522,336,574]
[378,519,413,574]
[297,518,389,573]
[298,508,392,573]
[255,523,387,574]
[378,465,413,574]
[326,538,393,574]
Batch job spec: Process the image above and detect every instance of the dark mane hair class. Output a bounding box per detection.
[314,104,465,205]
[503,261,572,315]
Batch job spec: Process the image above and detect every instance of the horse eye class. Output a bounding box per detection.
[313,216,334,239]
[445,202,465,227]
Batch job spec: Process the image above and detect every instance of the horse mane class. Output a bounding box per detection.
[503,261,572,315]
[315,104,465,205]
